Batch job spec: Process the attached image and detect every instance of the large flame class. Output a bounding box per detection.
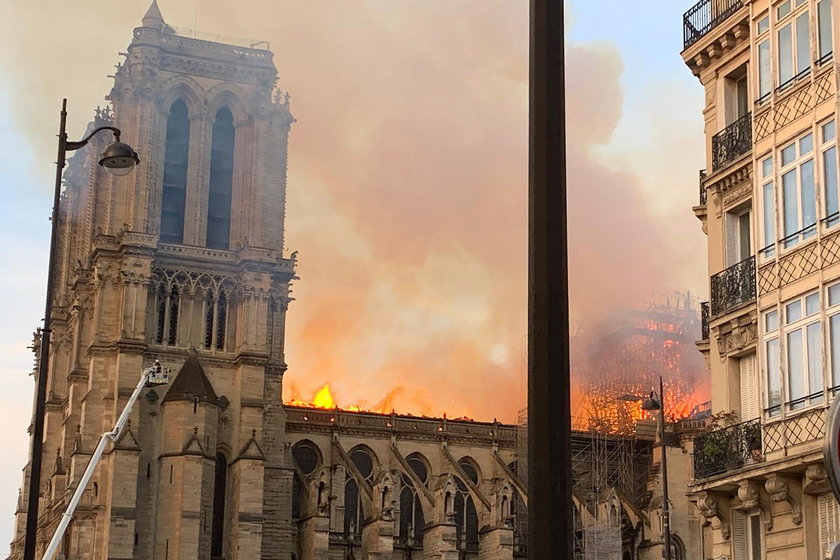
[285,383,364,413]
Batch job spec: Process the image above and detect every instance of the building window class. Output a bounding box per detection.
[819,493,840,558]
[822,119,839,227]
[818,0,833,63]
[207,107,235,250]
[453,476,479,554]
[779,132,816,248]
[732,510,763,560]
[739,353,760,421]
[783,291,823,409]
[725,208,751,266]
[760,156,775,258]
[204,290,229,351]
[763,308,783,416]
[155,284,180,346]
[211,453,227,557]
[776,0,811,89]
[344,448,375,542]
[725,66,749,124]
[827,283,840,389]
[160,100,190,244]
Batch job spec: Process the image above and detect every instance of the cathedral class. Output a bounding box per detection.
[6,3,531,559]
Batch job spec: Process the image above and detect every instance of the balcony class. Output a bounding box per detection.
[712,112,752,171]
[700,301,710,340]
[683,0,744,49]
[710,256,755,316]
[693,418,761,479]
[698,169,707,205]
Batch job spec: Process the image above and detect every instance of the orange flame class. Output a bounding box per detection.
[286,383,364,411]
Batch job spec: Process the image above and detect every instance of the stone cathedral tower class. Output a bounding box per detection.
[9,3,297,559]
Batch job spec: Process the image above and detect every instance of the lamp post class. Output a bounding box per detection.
[23,98,139,560]
[641,376,672,560]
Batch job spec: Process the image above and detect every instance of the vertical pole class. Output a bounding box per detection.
[528,1,571,559]
[24,98,68,560]
[660,375,672,560]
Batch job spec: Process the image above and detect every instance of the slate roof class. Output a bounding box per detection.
[162,353,219,405]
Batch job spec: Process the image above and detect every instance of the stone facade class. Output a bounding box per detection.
[682,0,840,558]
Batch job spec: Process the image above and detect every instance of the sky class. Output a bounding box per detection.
[0,0,706,552]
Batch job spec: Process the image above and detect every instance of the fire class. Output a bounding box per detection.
[285,383,364,412]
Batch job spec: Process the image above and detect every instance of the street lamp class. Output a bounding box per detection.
[641,376,672,560]
[23,98,139,560]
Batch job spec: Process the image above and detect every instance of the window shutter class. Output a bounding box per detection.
[819,493,840,557]
[732,510,747,560]
[726,212,739,266]
[740,354,760,421]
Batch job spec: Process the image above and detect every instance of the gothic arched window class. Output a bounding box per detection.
[398,474,425,551]
[203,289,229,351]
[154,284,180,346]
[344,448,375,544]
[453,476,478,556]
[211,453,228,557]
[206,107,235,250]
[160,99,190,244]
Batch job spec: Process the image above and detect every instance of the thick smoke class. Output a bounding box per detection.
[0,1,706,426]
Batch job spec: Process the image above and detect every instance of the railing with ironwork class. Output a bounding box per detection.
[700,301,710,340]
[712,112,752,171]
[699,169,707,205]
[683,0,744,49]
[693,418,761,479]
[710,256,755,316]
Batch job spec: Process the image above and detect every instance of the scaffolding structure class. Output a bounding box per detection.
[516,410,653,560]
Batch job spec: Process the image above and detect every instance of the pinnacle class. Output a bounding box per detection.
[142,0,165,28]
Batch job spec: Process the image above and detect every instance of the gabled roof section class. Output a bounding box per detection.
[162,353,219,405]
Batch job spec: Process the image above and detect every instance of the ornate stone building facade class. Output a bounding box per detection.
[682,0,840,558]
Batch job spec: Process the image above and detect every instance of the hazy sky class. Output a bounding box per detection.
[0,0,705,551]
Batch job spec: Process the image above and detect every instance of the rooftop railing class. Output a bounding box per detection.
[683,0,744,49]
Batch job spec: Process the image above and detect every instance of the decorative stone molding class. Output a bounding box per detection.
[804,463,832,495]
[736,480,760,510]
[765,474,802,525]
[715,314,758,361]
[696,491,730,540]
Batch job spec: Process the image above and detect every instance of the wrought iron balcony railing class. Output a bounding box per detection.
[710,255,755,316]
[693,418,761,479]
[712,112,752,171]
[699,169,707,205]
[700,301,710,340]
[683,0,744,49]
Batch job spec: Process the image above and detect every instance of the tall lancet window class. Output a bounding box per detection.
[160,100,190,244]
[206,107,235,250]
[211,453,228,557]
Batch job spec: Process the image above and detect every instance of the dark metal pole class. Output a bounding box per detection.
[23,98,68,560]
[660,375,673,560]
[528,0,570,558]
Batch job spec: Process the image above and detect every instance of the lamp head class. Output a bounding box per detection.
[641,391,661,411]
[99,141,140,176]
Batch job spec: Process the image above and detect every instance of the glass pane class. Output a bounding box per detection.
[801,159,816,235]
[762,157,773,178]
[800,133,814,155]
[788,329,805,405]
[750,514,762,560]
[808,322,824,397]
[739,212,751,259]
[781,143,796,166]
[758,16,770,34]
[819,0,833,58]
[779,24,794,84]
[806,293,820,316]
[786,299,803,323]
[759,40,772,97]
[823,120,836,143]
[783,169,799,241]
[825,147,839,220]
[763,182,775,251]
[831,314,840,386]
[767,338,782,414]
[796,12,810,74]
[778,0,792,18]
[765,309,779,332]
[830,283,840,306]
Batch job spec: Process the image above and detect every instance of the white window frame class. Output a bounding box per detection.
[821,118,839,230]
[775,0,812,90]
[826,281,840,390]
[817,0,834,64]
[759,154,776,260]
[778,131,817,250]
[756,12,772,103]
[782,290,823,410]
[762,307,783,417]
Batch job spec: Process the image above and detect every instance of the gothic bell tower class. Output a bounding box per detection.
[10,2,297,559]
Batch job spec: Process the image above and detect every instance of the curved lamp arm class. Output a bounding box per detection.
[66,125,122,151]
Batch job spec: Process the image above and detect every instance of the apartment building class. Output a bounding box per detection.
[682,0,839,558]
